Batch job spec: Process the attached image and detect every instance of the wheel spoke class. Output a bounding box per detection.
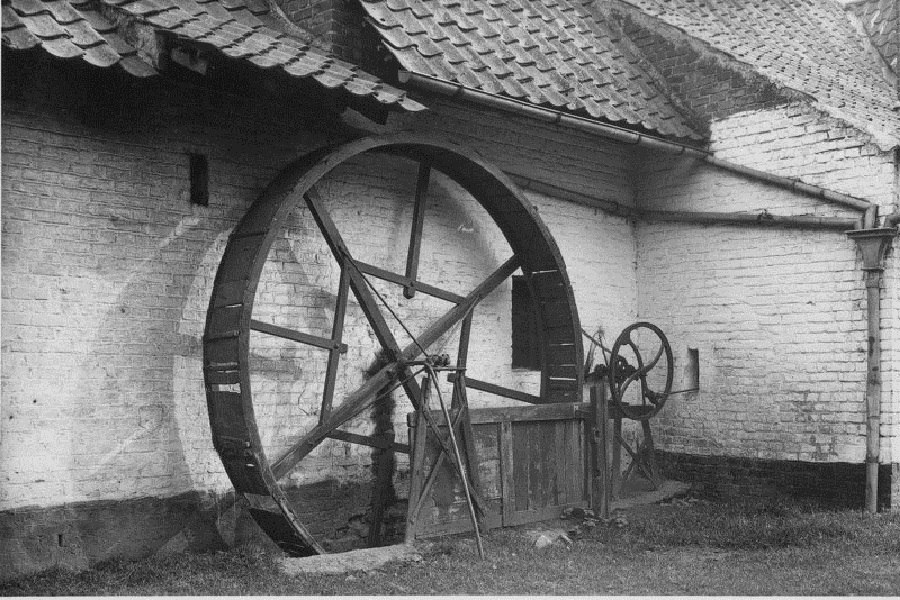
[399,255,521,359]
[355,259,464,304]
[404,159,432,299]
[272,360,401,479]
[304,188,402,358]
[250,319,347,353]
[271,255,521,480]
[320,263,350,422]
[619,342,666,395]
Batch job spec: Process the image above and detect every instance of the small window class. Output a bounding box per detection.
[686,347,700,390]
[511,275,540,370]
[189,153,209,206]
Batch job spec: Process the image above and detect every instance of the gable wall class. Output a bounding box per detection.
[0,57,638,577]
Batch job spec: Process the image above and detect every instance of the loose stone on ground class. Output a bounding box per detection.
[279,544,423,575]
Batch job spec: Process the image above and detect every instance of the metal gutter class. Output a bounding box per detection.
[510,172,860,230]
[641,210,860,230]
[399,71,876,216]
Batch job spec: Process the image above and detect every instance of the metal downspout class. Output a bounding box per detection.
[847,228,896,512]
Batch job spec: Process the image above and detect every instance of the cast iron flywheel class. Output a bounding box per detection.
[202,134,583,555]
[607,322,674,420]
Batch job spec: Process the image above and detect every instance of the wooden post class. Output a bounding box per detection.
[405,375,430,543]
[641,419,662,488]
[590,378,609,519]
[611,402,622,500]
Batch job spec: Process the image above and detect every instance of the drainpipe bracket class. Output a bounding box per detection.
[846,227,897,271]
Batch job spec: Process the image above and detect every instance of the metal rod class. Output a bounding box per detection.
[667,387,701,395]
[425,364,485,559]
[640,210,860,230]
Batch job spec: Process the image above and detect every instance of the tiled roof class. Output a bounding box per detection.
[617,0,900,150]
[845,0,898,75]
[2,0,425,111]
[360,0,701,140]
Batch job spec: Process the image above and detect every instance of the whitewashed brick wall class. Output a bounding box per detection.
[0,66,638,510]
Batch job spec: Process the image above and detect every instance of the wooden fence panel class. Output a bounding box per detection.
[408,402,589,538]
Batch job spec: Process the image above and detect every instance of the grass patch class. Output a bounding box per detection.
[3,497,900,596]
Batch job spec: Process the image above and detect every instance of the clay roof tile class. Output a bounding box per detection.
[2,0,425,112]
[362,0,700,139]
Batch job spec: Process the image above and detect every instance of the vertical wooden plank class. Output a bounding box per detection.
[641,419,662,487]
[547,421,559,507]
[554,419,567,506]
[452,314,482,502]
[593,380,610,519]
[320,264,349,422]
[562,418,575,506]
[612,413,622,499]
[405,375,430,543]
[500,420,515,525]
[580,401,590,504]
[513,422,530,512]
[527,421,543,509]
[540,420,555,509]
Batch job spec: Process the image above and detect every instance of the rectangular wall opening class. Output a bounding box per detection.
[686,347,700,390]
[189,153,209,206]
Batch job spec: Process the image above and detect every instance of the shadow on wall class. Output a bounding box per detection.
[3,132,544,578]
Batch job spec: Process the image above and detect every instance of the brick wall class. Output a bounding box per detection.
[634,102,897,478]
[0,55,639,576]
[602,0,899,488]
[270,0,380,68]
[603,1,808,136]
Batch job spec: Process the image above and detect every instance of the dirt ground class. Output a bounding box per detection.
[3,488,900,596]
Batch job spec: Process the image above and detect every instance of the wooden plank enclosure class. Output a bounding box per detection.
[407,402,590,538]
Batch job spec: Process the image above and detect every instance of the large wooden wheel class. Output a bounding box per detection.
[203,134,583,556]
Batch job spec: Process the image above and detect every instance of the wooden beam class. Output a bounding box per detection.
[404,159,431,299]
[401,255,520,360]
[405,374,431,543]
[250,319,347,353]
[453,313,482,496]
[320,265,350,422]
[407,392,472,531]
[419,401,591,426]
[271,254,521,481]
[355,260,464,304]
[271,363,398,480]
[327,429,410,454]
[447,373,542,404]
[304,189,401,361]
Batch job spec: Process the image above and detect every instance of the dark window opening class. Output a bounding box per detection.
[686,347,700,390]
[189,153,209,206]
[511,275,541,370]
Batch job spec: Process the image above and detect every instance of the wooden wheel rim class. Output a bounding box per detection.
[203,134,584,555]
